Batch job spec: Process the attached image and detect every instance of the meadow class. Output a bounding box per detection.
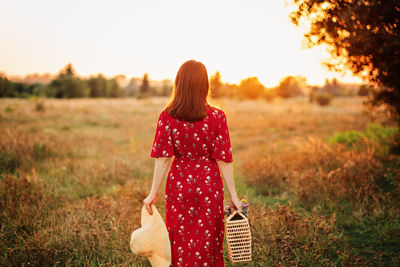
[1,97,399,266]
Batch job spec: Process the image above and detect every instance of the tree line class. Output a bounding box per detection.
[1,63,371,101]
[210,71,367,103]
[0,64,173,99]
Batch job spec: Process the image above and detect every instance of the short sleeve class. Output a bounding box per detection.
[211,109,233,162]
[150,111,175,158]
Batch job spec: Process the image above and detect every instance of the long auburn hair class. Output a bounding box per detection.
[165,60,211,122]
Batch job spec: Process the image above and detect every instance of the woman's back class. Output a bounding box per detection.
[151,106,233,163]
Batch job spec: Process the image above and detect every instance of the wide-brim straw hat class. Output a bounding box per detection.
[130,205,171,267]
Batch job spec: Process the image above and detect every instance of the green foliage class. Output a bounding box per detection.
[329,124,399,149]
[1,64,124,99]
[4,106,14,113]
[0,75,41,98]
[87,75,124,98]
[107,78,123,97]
[45,71,89,98]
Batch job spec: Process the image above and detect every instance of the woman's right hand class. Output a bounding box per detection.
[143,192,157,215]
[230,195,242,213]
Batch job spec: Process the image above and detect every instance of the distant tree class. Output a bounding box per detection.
[0,76,13,97]
[60,63,76,76]
[45,63,89,98]
[210,71,223,98]
[87,75,107,97]
[140,73,150,96]
[275,76,305,98]
[290,0,400,122]
[107,78,123,97]
[320,78,342,96]
[238,77,265,99]
[0,75,33,98]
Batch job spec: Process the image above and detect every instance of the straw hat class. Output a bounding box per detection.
[130,205,171,267]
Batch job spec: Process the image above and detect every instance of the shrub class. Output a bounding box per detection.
[315,92,333,106]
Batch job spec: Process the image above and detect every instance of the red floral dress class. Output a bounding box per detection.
[150,106,233,267]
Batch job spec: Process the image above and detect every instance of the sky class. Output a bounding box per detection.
[0,0,362,87]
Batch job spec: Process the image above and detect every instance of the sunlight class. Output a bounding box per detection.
[0,0,362,86]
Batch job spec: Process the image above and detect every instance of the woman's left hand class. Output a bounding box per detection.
[143,193,157,215]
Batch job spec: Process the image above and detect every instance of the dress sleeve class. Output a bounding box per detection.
[150,111,175,158]
[211,110,233,162]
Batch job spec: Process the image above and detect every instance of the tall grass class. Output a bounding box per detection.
[1,97,398,266]
[243,137,400,265]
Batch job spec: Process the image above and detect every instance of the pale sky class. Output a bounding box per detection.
[0,0,361,87]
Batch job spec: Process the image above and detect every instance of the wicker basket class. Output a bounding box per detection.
[225,210,252,262]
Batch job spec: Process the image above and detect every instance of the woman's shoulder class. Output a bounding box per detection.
[207,106,227,120]
[157,109,172,124]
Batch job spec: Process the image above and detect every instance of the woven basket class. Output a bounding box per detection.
[225,210,252,262]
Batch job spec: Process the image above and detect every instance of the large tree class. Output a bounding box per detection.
[290,0,400,121]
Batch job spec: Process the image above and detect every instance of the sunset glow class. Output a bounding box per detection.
[0,0,362,86]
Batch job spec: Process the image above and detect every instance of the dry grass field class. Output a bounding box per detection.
[1,97,399,266]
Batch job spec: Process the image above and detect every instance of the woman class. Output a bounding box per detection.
[143,60,242,266]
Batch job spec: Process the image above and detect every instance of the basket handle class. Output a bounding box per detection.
[226,209,247,222]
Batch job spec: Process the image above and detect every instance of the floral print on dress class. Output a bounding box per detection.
[150,106,233,267]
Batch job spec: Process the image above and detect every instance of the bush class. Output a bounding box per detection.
[315,92,333,106]
[0,153,19,173]
[329,123,399,149]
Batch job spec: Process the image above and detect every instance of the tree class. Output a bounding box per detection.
[275,76,305,98]
[290,0,400,122]
[210,71,223,98]
[87,75,107,97]
[140,73,150,95]
[45,63,89,98]
[107,78,123,97]
[238,77,265,99]
[0,76,13,97]
[60,63,76,76]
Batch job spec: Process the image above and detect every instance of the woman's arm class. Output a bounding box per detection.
[216,160,242,212]
[143,157,173,215]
